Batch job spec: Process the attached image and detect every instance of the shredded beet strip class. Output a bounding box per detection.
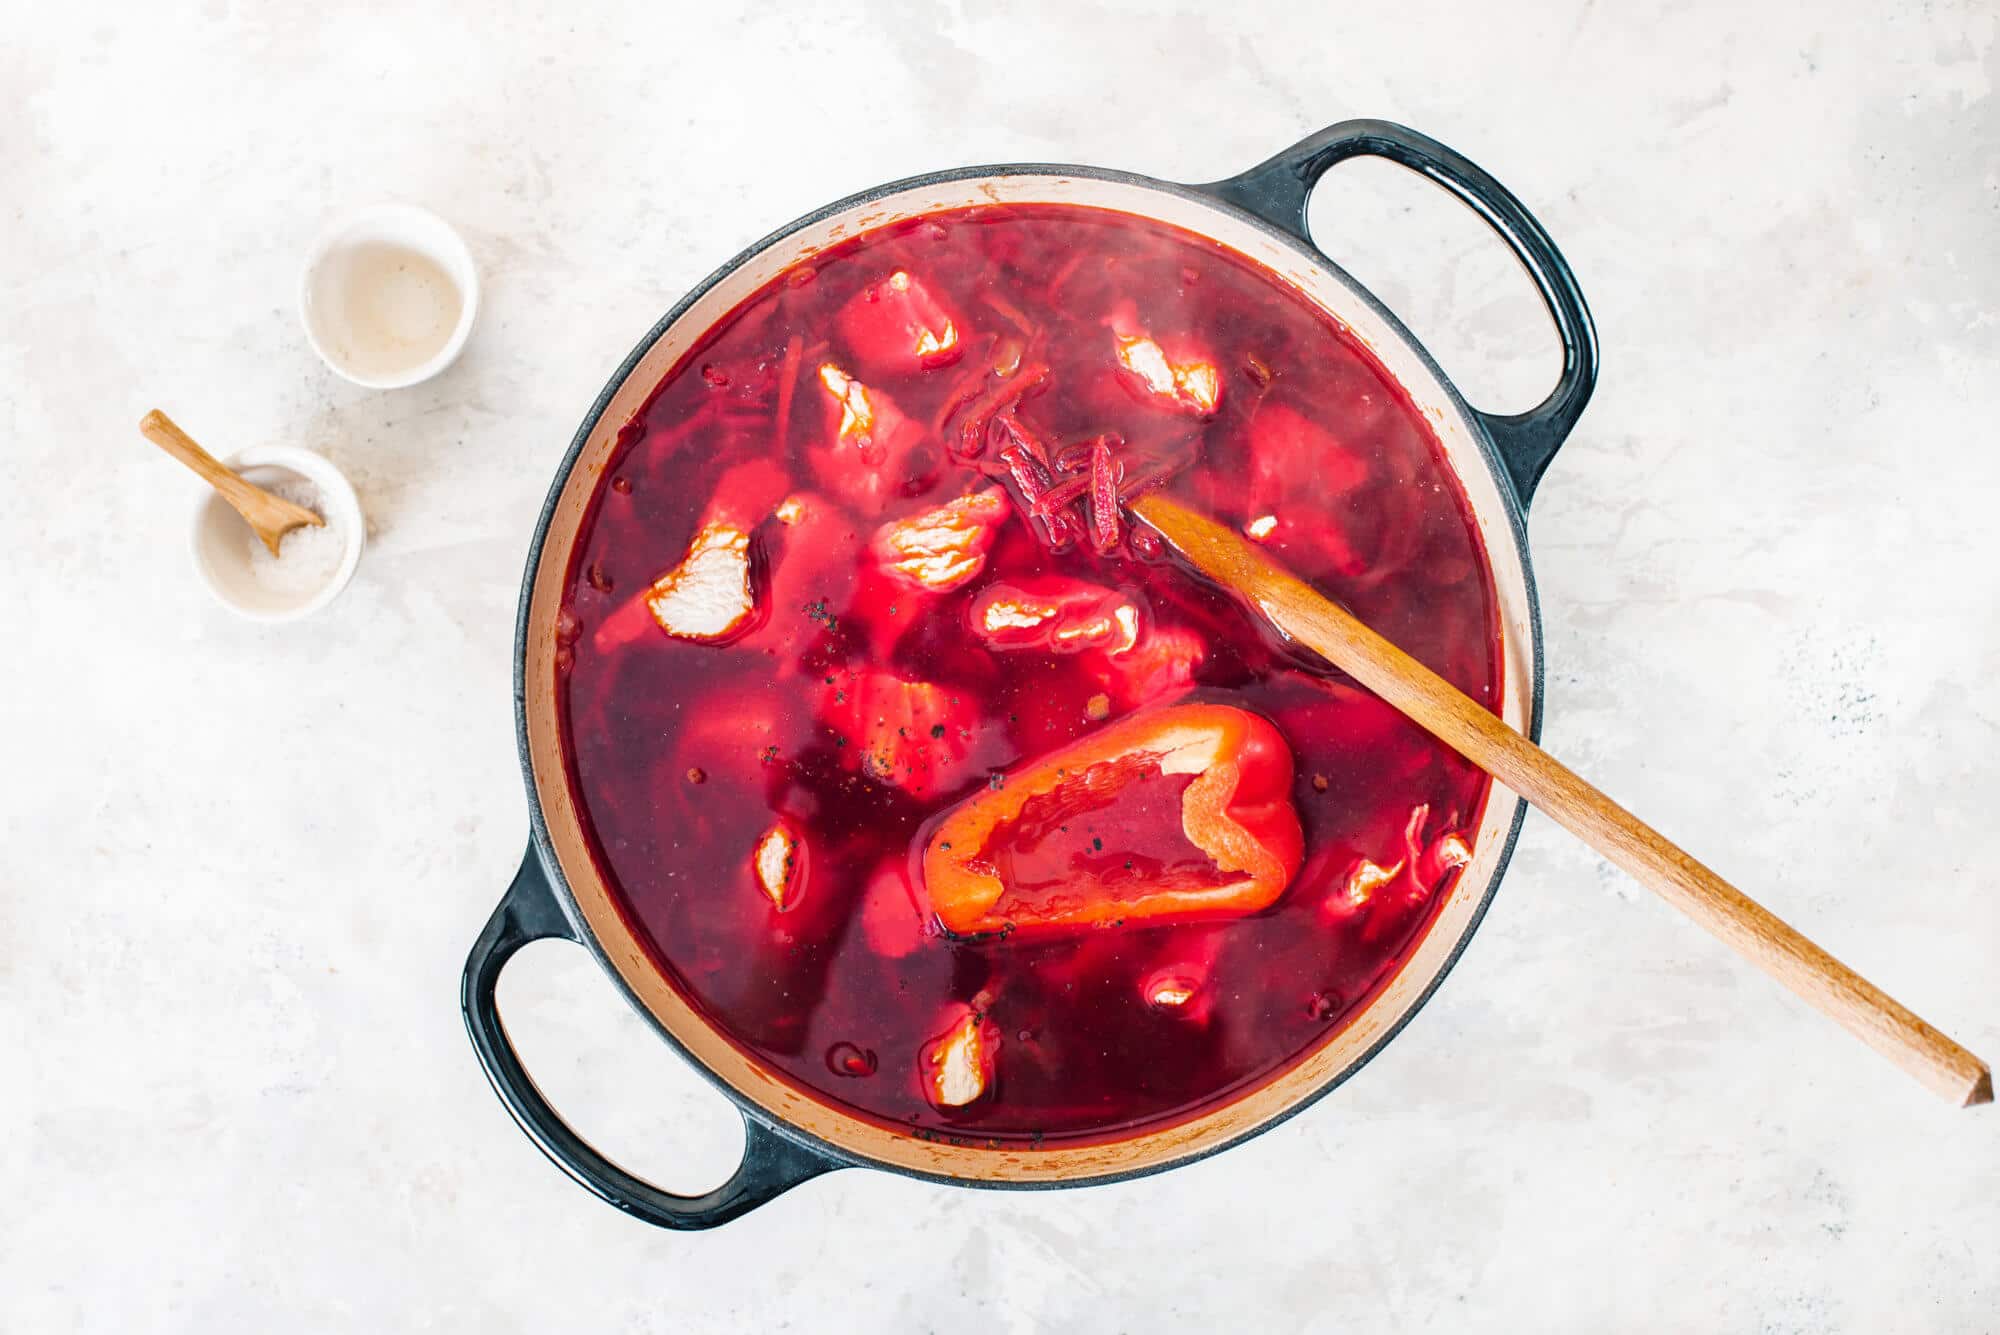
[997,442,1084,549]
[993,413,1052,468]
[1043,251,1085,300]
[773,333,803,452]
[1071,432,1124,472]
[1028,473,1091,517]
[997,443,1055,503]
[982,292,1036,337]
[920,332,997,432]
[1115,453,1193,503]
[1052,443,1095,474]
[932,363,998,442]
[950,363,1049,457]
[640,401,719,462]
[1089,437,1121,552]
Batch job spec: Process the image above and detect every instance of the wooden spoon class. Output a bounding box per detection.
[1132,492,1992,1108]
[139,409,325,556]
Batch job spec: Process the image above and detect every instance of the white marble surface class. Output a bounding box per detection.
[5,2,1997,1329]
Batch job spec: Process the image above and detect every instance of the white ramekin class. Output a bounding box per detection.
[189,445,365,622]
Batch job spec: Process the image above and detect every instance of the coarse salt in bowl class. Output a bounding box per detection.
[189,445,365,622]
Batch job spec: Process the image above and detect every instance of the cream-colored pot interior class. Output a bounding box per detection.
[521,171,1539,1183]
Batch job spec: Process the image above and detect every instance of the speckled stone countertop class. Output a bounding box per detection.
[5,3,1995,1329]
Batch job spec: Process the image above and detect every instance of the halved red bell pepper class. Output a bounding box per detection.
[919,702,1303,936]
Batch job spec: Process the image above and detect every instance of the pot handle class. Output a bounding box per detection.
[1201,119,1599,506]
[461,844,842,1230]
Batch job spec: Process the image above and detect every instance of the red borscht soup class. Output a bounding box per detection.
[557,204,1499,1145]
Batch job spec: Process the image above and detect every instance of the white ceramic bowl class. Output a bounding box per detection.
[189,445,365,622]
[299,203,479,388]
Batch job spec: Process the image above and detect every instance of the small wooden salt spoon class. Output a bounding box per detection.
[139,409,325,555]
[1132,492,1991,1107]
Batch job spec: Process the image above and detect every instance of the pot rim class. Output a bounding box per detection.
[510,158,1546,1190]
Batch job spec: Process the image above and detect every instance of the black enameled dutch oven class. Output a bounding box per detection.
[463,119,1598,1229]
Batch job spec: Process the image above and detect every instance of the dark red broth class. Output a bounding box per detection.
[557,204,1500,1145]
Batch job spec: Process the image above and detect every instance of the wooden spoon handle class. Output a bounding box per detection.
[139,410,321,555]
[140,410,264,508]
[1134,493,1991,1107]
